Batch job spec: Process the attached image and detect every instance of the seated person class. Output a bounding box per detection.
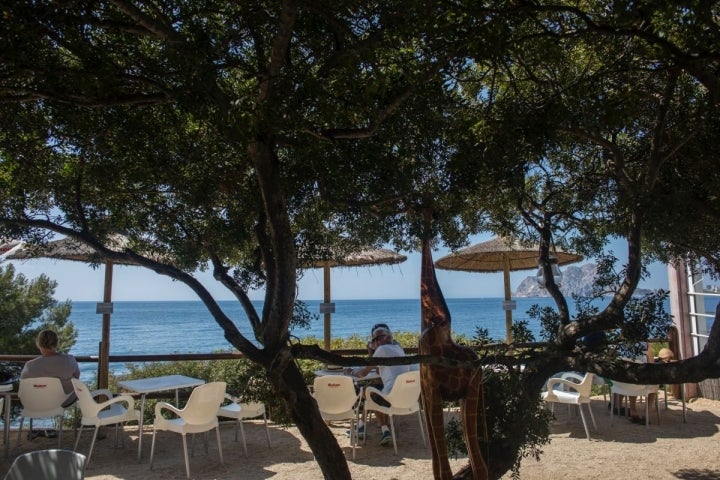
[20,329,80,408]
[346,326,410,446]
[618,342,659,424]
[657,348,675,363]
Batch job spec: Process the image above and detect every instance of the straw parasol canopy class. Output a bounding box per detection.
[435,236,583,343]
[303,247,407,350]
[3,235,143,266]
[2,235,145,389]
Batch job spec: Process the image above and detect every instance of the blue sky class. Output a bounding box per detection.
[4,234,670,302]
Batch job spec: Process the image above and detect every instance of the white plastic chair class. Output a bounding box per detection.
[3,449,86,480]
[71,378,141,466]
[217,396,271,456]
[16,377,69,449]
[541,372,597,440]
[362,370,426,454]
[312,375,363,459]
[150,382,226,479]
[609,380,660,428]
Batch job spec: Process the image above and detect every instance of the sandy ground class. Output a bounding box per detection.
[1,393,719,479]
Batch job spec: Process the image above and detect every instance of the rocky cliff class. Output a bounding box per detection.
[514,263,598,297]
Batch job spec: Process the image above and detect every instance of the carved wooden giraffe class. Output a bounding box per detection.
[419,237,488,480]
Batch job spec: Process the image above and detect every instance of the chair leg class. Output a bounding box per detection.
[149,429,157,469]
[350,418,356,460]
[239,419,248,456]
[233,418,239,442]
[74,424,83,451]
[215,426,224,465]
[86,426,100,466]
[586,403,598,431]
[182,433,191,479]
[263,413,272,448]
[362,409,368,446]
[115,423,121,448]
[577,405,591,440]
[416,409,427,447]
[388,415,398,455]
[56,415,63,448]
[16,417,24,449]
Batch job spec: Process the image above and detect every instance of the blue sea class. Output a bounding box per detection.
[67,296,718,382]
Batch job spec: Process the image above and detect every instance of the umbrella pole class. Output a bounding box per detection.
[98,261,113,390]
[503,260,513,344]
[323,262,331,351]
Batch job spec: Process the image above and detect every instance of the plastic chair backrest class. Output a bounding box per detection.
[18,377,67,416]
[4,449,86,480]
[385,370,421,409]
[559,372,594,397]
[182,382,226,424]
[239,402,265,418]
[313,376,357,415]
[71,379,100,417]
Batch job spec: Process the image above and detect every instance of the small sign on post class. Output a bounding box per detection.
[502,300,516,311]
[96,302,114,315]
[319,302,335,314]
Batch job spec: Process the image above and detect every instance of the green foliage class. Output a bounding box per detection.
[511,321,536,344]
[444,368,552,479]
[1,3,718,478]
[444,415,466,460]
[529,304,561,342]
[289,300,316,333]
[608,290,673,358]
[473,320,535,344]
[0,264,76,381]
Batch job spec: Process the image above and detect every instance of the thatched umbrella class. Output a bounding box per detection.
[304,248,407,350]
[2,235,143,389]
[435,236,582,343]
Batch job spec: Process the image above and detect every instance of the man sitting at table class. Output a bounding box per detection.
[346,326,410,446]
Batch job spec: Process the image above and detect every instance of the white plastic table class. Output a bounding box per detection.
[118,374,204,461]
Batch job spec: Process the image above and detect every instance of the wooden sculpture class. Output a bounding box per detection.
[419,237,488,480]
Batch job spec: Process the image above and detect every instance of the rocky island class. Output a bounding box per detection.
[514,263,652,297]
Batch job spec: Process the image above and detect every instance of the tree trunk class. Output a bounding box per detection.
[267,348,352,480]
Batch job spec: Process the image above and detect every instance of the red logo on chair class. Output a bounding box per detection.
[33,384,47,388]
[405,379,416,384]
[328,383,341,388]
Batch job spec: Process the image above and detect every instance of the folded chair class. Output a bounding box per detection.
[16,377,69,449]
[71,378,141,466]
[541,372,597,440]
[363,370,426,454]
[150,382,226,479]
[312,375,363,459]
[217,396,271,456]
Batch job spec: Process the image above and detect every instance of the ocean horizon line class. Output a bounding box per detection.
[68,296,552,303]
